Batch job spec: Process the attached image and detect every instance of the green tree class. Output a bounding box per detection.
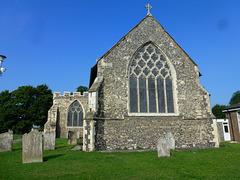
[32,85,53,127]
[0,84,53,133]
[0,90,14,133]
[76,86,88,95]
[229,90,240,106]
[212,104,228,119]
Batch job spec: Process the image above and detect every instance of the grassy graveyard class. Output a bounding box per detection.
[0,138,240,179]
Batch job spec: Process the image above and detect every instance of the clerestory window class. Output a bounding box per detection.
[67,101,83,127]
[129,43,174,113]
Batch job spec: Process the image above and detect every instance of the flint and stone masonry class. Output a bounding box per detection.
[45,12,218,151]
[22,129,43,164]
[44,92,88,138]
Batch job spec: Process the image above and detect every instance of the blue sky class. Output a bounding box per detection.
[0,0,239,107]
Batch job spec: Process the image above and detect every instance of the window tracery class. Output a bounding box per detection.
[67,101,83,126]
[129,43,174,113]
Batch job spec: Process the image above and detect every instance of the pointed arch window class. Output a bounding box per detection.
[67,101,83,127]
[129,43,174,113]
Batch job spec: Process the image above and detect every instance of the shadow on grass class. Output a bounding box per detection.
[12,148,22,152]
[43,154,64,162]
[55,145,69,149]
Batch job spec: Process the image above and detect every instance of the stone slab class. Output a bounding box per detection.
[157,137,170,158]
[165,132,175,150]
[44,131,55,150]
[0,130,13,152]
[68,131,77,145]
[22,129,43,164]
[71,145,82,151]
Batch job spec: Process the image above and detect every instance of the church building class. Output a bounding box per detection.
[44,5,219,151]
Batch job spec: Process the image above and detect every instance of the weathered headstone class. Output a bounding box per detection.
[22,129,43,164]
[78,138,83,145]
[0,130,13,152]
[157,137,170,158]
[165,132,175,150]
[76,130,80,138]
[44,131,55,150]
[68,131,77,145]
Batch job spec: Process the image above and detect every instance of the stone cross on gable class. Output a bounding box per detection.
[145,4,152,15]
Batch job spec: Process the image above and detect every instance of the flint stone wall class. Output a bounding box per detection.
[0,131,13,152]
[22,130,43,164]
[83,120,91,151]
[95,117,215,150]
[96,15,213,121]
[45,92,88,138]
[92,15,215,151]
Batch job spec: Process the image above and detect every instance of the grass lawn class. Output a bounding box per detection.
[13,134,23,140]
[0,139,240,179]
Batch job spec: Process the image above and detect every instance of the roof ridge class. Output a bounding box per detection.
[97,15,199,68]
[97,15,153,61]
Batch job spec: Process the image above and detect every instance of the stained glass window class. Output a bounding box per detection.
[166,76,174,113]
[139,75,147,112]
[157,76,165,113]
[129,43,175,113]
[67,101,83,126]
[148,76,156,112]
[129,75,138,112]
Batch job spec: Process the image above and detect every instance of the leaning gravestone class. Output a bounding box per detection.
[0,130,13,152]
[157,137,170,158]
[68,131,77,145]
[165,132,175,150]
[22,129,43,164]
[44,131,55,150]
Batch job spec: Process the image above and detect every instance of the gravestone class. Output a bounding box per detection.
[0,130,13,152]
[68,131,77,145]
[44,131,55,150]
[76,130,80,138]
[78,138,83,145]
[22,129,43,164]
[157,137,170,158]
[165,132,175,150]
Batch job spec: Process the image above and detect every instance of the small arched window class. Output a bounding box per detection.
[129,43,174,113]
[67,101,83,127]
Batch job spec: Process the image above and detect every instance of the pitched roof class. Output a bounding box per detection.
[223,103,240,112]
[97,14,199,68]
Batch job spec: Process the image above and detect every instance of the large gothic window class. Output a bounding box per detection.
[67,101,83,127]
[129,43,174,113]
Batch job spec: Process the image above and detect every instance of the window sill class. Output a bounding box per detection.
[67,126,83,128]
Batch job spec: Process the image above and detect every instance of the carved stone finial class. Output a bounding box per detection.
[145,4,152,15]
